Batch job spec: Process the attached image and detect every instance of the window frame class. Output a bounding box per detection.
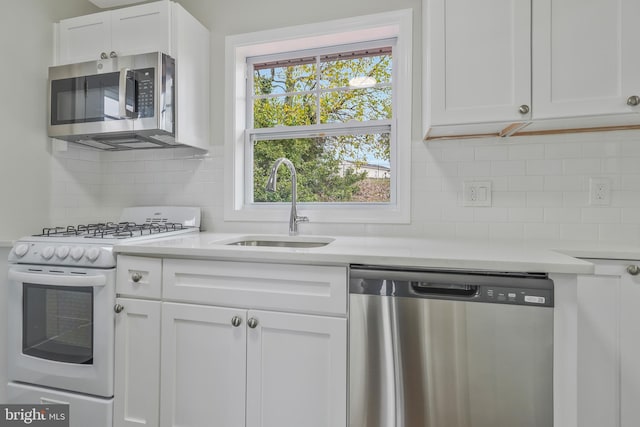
[224,9,412,224]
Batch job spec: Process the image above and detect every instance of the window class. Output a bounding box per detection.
[225,9,412,224]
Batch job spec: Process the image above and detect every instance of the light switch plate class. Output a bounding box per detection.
[463,181,492,207]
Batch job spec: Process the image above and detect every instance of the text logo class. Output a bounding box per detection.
[0,405,68,427]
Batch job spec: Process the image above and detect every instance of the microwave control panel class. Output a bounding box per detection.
[134,68,155,118]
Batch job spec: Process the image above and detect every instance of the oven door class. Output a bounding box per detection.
[7,265,116,398]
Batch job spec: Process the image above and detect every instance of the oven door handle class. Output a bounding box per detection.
[8,270,107,287]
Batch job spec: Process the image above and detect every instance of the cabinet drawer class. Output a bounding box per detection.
[116,255,162,299]
[163,259,347,316]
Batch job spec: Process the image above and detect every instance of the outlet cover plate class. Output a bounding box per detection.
[589,177,611,206]
[463,181,492,207]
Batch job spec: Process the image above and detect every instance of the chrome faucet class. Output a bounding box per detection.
[265,157,309,236]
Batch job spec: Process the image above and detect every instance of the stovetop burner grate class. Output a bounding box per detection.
[38,222,191,239]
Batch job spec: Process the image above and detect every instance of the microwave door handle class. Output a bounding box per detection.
[118,67,131,119]
[8,270,107,287]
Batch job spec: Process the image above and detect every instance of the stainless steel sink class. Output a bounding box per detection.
[224,236,334,248]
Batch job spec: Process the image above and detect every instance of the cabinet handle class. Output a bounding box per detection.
[627,265,640,276]
[627,95,640,106]
[247,318,259,329]
[518,104,530,114]
[131,272,143,283]
[114,304,124,314]
[100,52,108,59]
[109,51,118,58]
[231,316,242,327]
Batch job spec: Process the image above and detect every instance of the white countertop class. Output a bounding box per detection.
[114,233,603,275]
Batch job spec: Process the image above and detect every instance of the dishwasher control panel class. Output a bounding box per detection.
[349,266,555,307]
[483,286,553,307]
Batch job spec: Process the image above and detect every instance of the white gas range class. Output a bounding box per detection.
[6,206,200,427]
[9,206,200,268]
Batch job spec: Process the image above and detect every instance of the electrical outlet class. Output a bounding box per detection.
[463,181,492,207]
[589,177,611,206]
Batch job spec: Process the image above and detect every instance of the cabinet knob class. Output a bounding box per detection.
[100,52,108,59]
[131,272,143,283]
[109,51,118,58]
[247,318,259,329]
[114,304,124,314]
[627,95,640,106]
[231,316,242,327]
[518,104,530,114]
[627,265,640,276]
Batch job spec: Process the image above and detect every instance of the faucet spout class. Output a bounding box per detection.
[265,157,309,236]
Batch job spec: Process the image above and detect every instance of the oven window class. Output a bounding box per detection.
[23,284,94,364]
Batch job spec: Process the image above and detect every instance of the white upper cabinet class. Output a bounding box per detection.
[57,1,171,65]
[424,0,640,140]
[425,0,531,133]
[532,0,640,120]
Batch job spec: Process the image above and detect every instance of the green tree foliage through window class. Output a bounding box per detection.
[250,44,393,204]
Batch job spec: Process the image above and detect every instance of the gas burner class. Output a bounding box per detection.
[36,221,193,239]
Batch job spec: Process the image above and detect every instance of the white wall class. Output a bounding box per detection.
[0,0,98,240]
[0,0,99,404]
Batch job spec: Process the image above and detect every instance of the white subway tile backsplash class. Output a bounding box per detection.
[489,223,524,240]
[491,160,526,177]
[544,208,581,223]
[49,131,640,244]
[562,158,602,175]
[559,224,599,241]
[524,223,559,240]
[526,159,562,175]
[622,208,640,224]
[508,176,544,192]
[508,144,545,160]
[509,207,544,222]
[544,176,586,192]
[581,207,622,224]
[527,192,564,207]
[475,145,508,161]
[545,142,582,159]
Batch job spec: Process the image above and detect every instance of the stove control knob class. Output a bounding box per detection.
[55,246,70,259]
[86,247,101,262]
[14,243,29,258]
[41,246,55,260]
[70,247,85,261]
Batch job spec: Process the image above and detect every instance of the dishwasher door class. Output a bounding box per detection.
[349,267,554,427]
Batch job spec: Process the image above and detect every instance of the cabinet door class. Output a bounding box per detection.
[114,298,161,427]
[426,0,531,126]
[110,1,171,57]
[160,303,246,427]
[246,310,347,427]
[57,11,111,64]
[576,271,620,427]
[620,261,640,427]
[577,260,640,427]
[533,0,640,119]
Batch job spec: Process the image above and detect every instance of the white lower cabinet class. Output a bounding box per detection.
[160,303,247,427]
[114,298,161,427]
[577,259,640,427]
[114,257,348,427]
[245,310,347,427]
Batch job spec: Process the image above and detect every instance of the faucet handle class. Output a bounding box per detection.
[296,215,309,224]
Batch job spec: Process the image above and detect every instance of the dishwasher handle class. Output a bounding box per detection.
[410,281,479,297]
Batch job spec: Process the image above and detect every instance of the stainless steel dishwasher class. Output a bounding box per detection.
[349,266,554,427]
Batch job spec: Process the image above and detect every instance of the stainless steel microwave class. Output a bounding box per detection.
[48,52,176,150]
